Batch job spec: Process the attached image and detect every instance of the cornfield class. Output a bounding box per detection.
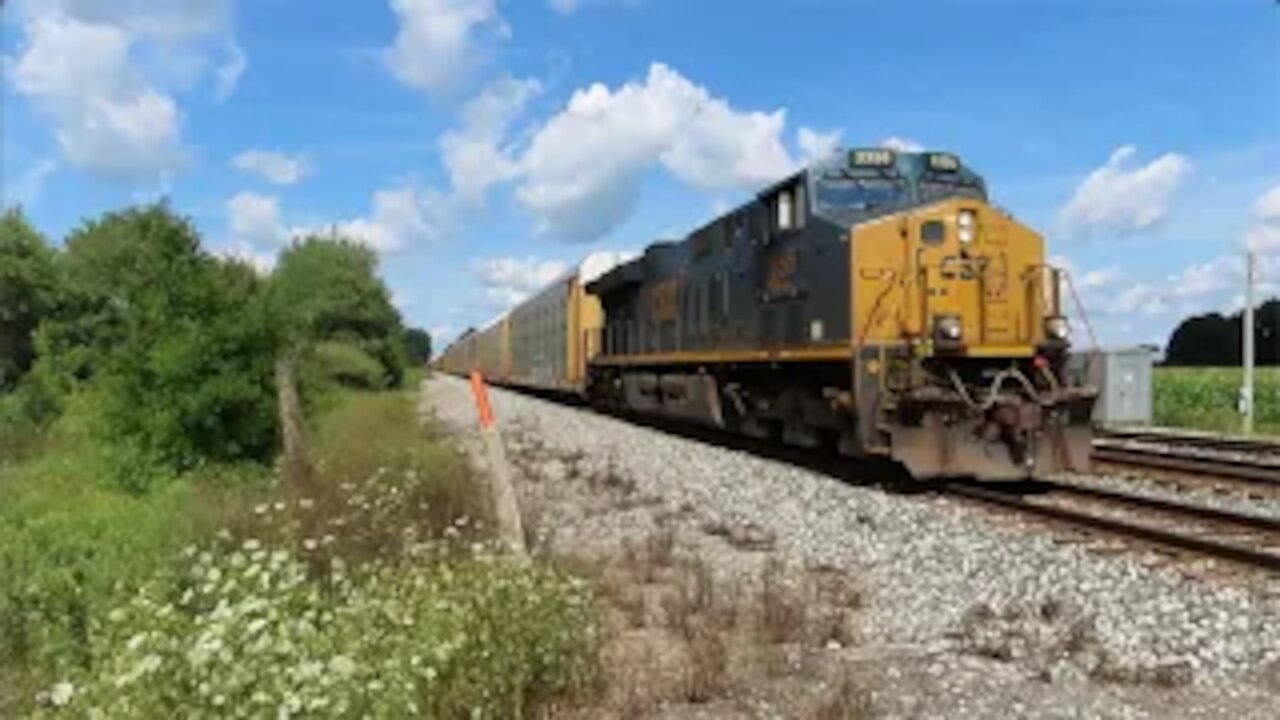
[1153,367,1280,436]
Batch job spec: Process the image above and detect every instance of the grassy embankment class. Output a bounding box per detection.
[1153,366,1280,436]
[0,387,593,717]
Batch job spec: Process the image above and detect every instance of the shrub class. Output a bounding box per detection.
[0,405,196,682]
[309,341,387,390]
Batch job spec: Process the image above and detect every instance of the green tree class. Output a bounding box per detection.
[1165,298,1279,366]
[36,205,281,487]
[271,237,408,387]
[404,327,432,365]
[0,209,59,390]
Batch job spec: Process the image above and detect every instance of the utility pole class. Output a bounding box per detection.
[1242,250,1256,435]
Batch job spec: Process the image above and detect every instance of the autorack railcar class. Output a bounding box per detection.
[438,253,627,393]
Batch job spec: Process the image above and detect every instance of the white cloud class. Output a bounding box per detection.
[441,76,541,205]
[798,127,842,162]
[880,135,924,153]
[33,0,230,39]
[229,182,449,255]
[515,63,798,241]
[472,256,569,308]
[546,0,635,15]
[227,191,287,247]
[308,185,451,253]
[5,0,237,180]
[384,0,508,95]
[429,325,456,347]
[232,150,314,186]
[1058,145,1193,238]
[5,158,60,207]
[1078,265,1126,292]
[1169,255,1241,300]
[1246,184,1280,253]
[8,14,183,178]
[215,41,248,101]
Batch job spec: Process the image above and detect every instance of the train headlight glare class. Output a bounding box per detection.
[1045,316,1070,341]
[957,209,976,244]
[935,315,963,342]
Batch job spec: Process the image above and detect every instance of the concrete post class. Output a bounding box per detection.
[1242,252,1256,434]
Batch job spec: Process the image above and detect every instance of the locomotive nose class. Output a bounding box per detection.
[913,202,1045,356]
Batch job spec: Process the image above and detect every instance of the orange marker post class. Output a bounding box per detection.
[469,370,496,429]
[467,370,525,556]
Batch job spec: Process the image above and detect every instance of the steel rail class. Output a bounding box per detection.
[944,482,1280,572]
[1090,445,1280,485]
[1095,428,1280,455]
[1044,480,1280,532]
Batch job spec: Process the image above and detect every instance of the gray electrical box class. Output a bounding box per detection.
[1072,347,1154,426]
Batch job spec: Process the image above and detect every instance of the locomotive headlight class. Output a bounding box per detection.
[934,315,963,342]
[1045,316,1070,342]
[957,209,977,244]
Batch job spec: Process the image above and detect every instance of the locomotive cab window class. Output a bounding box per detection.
[921,220,946,246]
[773,181,806,233]
[776,189,794,231]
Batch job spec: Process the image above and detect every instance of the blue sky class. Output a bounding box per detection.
[3,0,1279,348]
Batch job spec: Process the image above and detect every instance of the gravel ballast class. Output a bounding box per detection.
[426,375,1280,717]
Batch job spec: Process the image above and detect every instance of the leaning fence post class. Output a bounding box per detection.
[469,371,526,556]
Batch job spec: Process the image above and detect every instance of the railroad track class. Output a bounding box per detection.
[1091,428,1280,486]
[944,478,1280,572]
[489,381,1280,573]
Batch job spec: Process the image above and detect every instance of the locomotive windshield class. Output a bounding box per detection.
[918,170,987,204]
[815,175,907,213]
[810,149,988,225]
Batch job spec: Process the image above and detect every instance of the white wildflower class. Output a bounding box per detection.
[126,632,148,652]
[329,655,356,678]
[254,504,268,515]
[273,501,286,512]
[138,654,161,675]
[242,538,262,552]
[49,682,74,707]
[299,498,314,509]
[302,538,318,551]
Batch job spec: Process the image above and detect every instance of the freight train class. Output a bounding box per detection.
[438,148,1097,480]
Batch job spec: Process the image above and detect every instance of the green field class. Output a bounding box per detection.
[1153,366,1280,436]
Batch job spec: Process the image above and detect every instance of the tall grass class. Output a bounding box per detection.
[2,389,595,717]
[1153,367,1280,435]
[0,395,270,713]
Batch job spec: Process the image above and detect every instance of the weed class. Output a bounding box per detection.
[760,558,806,644]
